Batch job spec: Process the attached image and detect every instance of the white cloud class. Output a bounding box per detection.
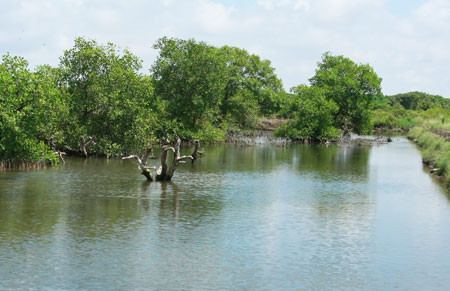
[0,0,449,97]
[195,1,235,33]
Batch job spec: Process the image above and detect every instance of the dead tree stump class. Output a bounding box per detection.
[80,136,96,157]
[124,135,202,182]
[156,133,193,181]
[122,143,156,181]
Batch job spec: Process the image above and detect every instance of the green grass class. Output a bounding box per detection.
[408,124,450,186]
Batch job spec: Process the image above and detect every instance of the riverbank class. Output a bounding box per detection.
[408,125,450,188]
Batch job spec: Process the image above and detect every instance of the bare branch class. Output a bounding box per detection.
[140,144,155,166]
[80,136,96,157]
[178,155,194,162]
[123,154,154,181]
[122,154,143,164]
[55,151,67,164]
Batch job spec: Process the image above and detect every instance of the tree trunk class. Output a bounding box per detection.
[50,135,67,164]
[80,136,96,157]
[125,135,196,182]
[156,133,193,181]
[122,143,156,181]
[191,139,202,163]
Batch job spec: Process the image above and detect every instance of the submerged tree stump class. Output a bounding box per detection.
[191,139,203,163]
[156,133,193,181]
[124,134,199,182]
[50,135,67,164]
[122,143,156,181]
[80,136,96,157]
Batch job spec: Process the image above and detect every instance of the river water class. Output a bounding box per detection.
[1,138,449,290]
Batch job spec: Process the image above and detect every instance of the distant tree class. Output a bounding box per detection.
[221,46,285,118]
[310,52,382,134]
[275,85,340,141]
[387,91,450,111]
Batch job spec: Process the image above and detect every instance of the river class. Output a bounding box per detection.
[1,138,450,290]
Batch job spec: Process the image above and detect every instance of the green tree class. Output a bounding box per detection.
[310,52,382,134]
[59,37,157,156]
[152,37,227,134]
[220,46,285,123]
[275,85,340,141]
[0,54,65,164]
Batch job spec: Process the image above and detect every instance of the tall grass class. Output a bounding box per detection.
[408,124,450,186]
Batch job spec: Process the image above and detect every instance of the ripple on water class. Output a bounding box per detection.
[1,140,450,289]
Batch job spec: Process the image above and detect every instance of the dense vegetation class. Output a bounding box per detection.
[1,36,449,171]
[276,53,382,140]
[369,92,450,188]
[1,37,288,165]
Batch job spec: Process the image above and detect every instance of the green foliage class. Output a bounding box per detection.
[310,52,383,134]
[409,127,450,176]
[0,54,62,164]
[223,89,260,128]
[220,46,285,119]
[59,37,157,156]
[152,37,227,130]
[371,94,390,110]
[371,106,418,130]
[275,85,340,141]
[371,109,396,129]
[388,91,450,111]
[151,39,286,138]
[408,114,450,187]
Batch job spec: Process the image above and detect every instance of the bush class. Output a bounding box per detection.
[274,86,341,141]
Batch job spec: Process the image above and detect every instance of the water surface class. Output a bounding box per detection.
[1,138,449,290]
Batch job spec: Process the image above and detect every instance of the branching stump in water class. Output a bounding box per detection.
[122,143,156,181]
[191,139,204,163]
[124,135,201,182]
[80,136,96,157]
[50,135,67,164]
[156,133,193,181]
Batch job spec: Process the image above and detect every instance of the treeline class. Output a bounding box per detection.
[371,91,450,131]
[1,37,288,165]
[2,36,449,167]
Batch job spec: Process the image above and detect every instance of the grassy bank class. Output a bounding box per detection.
[407,116,450,187]
[370,106,450,188]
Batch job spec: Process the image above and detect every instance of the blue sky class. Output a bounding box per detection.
[388,0,427,16]
[1,0,449,97]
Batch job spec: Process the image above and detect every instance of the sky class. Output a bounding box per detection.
[1,0,449,97]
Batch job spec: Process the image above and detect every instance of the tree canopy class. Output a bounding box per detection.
[275,85,339,141]
[0,54,65,165]
[310,52,383,134]
[59,37,157,157]
[6,37,439,166]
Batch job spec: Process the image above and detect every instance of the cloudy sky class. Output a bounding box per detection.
[1,0,449,96]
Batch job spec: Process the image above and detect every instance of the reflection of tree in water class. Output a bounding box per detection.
[0,178,61,241]
[139,181,151,211]
[63,184,151,243]
[296,144,371,180]
[297,144,373,219]
[190,144,297,174]
[300,146,374,287]
[156,181,223,228]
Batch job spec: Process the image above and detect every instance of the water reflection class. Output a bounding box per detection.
[1,140,450,290]
[295,144,371,180]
